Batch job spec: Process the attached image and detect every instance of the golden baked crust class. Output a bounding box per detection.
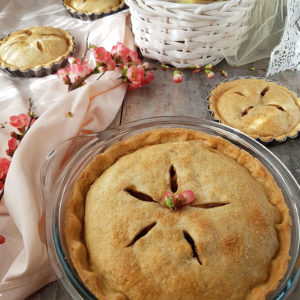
[0,26,74,71]
[208,78,300,142]
[64,0,125,14]
[65,128,291,300]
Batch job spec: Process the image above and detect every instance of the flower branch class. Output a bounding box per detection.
[57,42,227,92]
[0,99,38,200]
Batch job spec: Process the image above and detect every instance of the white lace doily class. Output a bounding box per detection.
[267,0,300,75]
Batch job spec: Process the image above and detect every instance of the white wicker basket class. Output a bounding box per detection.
[126,0,255,67]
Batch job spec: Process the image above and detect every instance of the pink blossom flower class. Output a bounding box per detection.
[105,59,117,71]
[164,190,195,208]
[126,65,145,90]
[68,57,81,65]
[128,81,143,90]
[143,71,154,85]
[123,64,154,90]
[126,66,145,82]
[111,42,130,66]
[0,158,10,181]
[127,49,142,66]
[93,47,116,71]
[0,235,5,244]
[6,137,18,157]
[10,114,30,129]
[57,68,70,84]
[174,190,195,206]
[173,70,183,83]
[58,58,92,86]
[111,43,141,68]
[164,192,173,199]
[69,63,92,84]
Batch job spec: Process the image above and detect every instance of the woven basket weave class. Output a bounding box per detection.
[126,0,255,67]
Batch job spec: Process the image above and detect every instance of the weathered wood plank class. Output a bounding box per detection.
[26,281,71,299]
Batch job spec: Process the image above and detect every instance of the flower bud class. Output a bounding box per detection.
[173,70,183,83]
[204,64,213,70]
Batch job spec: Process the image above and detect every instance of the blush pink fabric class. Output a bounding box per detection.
[0,5,133,299]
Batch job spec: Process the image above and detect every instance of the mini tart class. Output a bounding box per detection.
[63,0,126,20]
[0,26,74,77]
[65,128,291,300]
[208,78,300,142]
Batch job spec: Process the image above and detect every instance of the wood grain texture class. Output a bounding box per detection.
[27,58,300,300]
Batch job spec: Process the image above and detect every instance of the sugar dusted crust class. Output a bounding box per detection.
[65,128,291,300]
[64,0,125,14]
[208,78,300,142]
[0,26,74,71]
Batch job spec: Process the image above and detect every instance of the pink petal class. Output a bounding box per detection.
[181,190,195,204]
[164,192,173,200]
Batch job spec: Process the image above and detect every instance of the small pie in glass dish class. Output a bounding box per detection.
[63,0,126,21]
[208,78,300,142]
[64,127,291,300]
[0,26,74,77]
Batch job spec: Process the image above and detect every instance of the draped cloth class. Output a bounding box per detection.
[0,1,133,298]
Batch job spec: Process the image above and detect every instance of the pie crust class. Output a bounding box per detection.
[0,26,74,72]
[65,128,291,300]
[64,0,125,17]
[208,78,300,142]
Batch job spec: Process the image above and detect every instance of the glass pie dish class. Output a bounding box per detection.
[41,116,300,300]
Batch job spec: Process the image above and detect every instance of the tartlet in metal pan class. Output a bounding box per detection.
[208,78,300,143]
[63,0,126,21]
[0,26,74,78]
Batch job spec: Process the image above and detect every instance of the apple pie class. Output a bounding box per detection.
[208,78,300,142]
[63,0,125,20]
[65,128,291,300]
[0,26,74,76]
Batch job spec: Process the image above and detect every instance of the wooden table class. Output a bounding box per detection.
[28,58,300,299]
